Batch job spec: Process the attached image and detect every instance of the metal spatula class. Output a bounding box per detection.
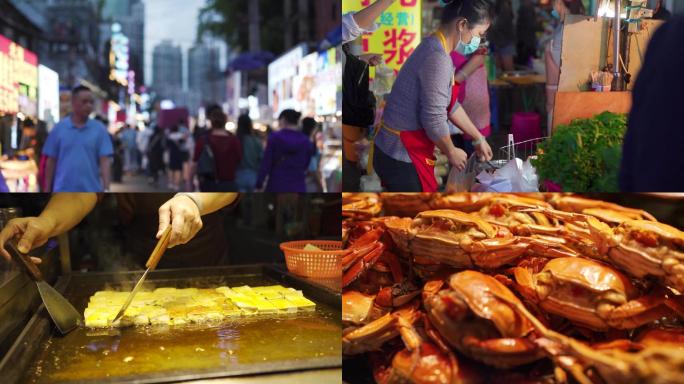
[7,241,82,334]
[112,226,172,323]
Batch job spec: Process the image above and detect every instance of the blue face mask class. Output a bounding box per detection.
[456,34,481,56]
[551,9,560,19]
[438,0,453,7]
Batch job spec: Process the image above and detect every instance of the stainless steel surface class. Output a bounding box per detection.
[111,267,149,323]
[611,0,625,91]
[194,368,341,384]
[0,244,60,357]
[0,207,23,285]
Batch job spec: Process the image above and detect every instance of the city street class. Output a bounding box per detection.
[110,172,175,193]
[0,0,343,192]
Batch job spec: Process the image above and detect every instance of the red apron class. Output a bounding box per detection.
[399,82,460,192]
[368,31,459,192]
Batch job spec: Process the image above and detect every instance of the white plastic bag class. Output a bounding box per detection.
[445,155,494,192]
[473,158,539,192]
[371,63,395,96]
[360,173,383,192]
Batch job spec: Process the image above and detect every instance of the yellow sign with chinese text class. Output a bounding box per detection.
[342,0,422,74]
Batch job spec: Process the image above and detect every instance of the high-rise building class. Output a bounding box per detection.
[152,40,183,99]
[189,43,223,99]
[102,0,131,19]
[99,0,145,89]
[2,0,47,53]
[36,0,102,88]
[122,0,145,86]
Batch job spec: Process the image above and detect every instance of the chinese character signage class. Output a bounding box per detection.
[313,48,342,116]
[268,44,307,119]
[0,34,38,115]
[109,23,130,86]
[342,0,422,74]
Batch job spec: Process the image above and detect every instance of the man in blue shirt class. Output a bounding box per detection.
[43,86,113,192]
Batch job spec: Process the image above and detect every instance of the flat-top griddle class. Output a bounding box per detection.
[1,265,341,383]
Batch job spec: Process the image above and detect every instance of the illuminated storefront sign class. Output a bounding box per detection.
[109,23,130,86]
[313,48,342,116]
[342,0,422,74]
[295,52,319,117]
[38,65,60,128]
[268,44,307,119]
[127,70,136,95]
[0,34,38,115]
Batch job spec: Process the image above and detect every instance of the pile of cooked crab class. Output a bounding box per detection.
[342,193,684,384]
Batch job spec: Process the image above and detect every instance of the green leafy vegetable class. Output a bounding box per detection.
[532,112,627,192]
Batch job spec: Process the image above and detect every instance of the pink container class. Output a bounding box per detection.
[544,180,563,192]
[511,112,542,144]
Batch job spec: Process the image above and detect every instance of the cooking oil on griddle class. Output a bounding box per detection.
[25,307,340,382]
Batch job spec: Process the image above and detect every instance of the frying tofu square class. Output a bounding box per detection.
[268,298,299,313]
[284,295,316,311]
[84,284,316,328]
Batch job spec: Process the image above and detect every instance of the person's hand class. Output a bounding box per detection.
[157,195,203,248]
[0,217,56,265]
[474,138,493,162]
[359,54,383,66]
[447,148,468,172]
[454,71,467,85]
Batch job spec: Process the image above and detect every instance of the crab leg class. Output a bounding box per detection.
[343,313,399,355]
[342,242,385,288]
[549,195,657,222]
[602,293,676,329]
[342,304,420,355]
[469,243,530,269]
[383,251,403,284]
[492,290,684,384]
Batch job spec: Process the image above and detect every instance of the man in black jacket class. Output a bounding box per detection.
[620,14,684,191]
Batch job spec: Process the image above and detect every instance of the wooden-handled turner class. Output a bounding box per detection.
[112,226,172,323]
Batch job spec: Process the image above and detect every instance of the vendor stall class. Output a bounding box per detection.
[314,47,343,193]
[344,0,665,193]
[0,193,343,383]
[551,7,662,129]
[267,45,343,192]
[0,34,40,192]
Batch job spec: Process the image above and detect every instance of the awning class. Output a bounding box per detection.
[226,51,275,72]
